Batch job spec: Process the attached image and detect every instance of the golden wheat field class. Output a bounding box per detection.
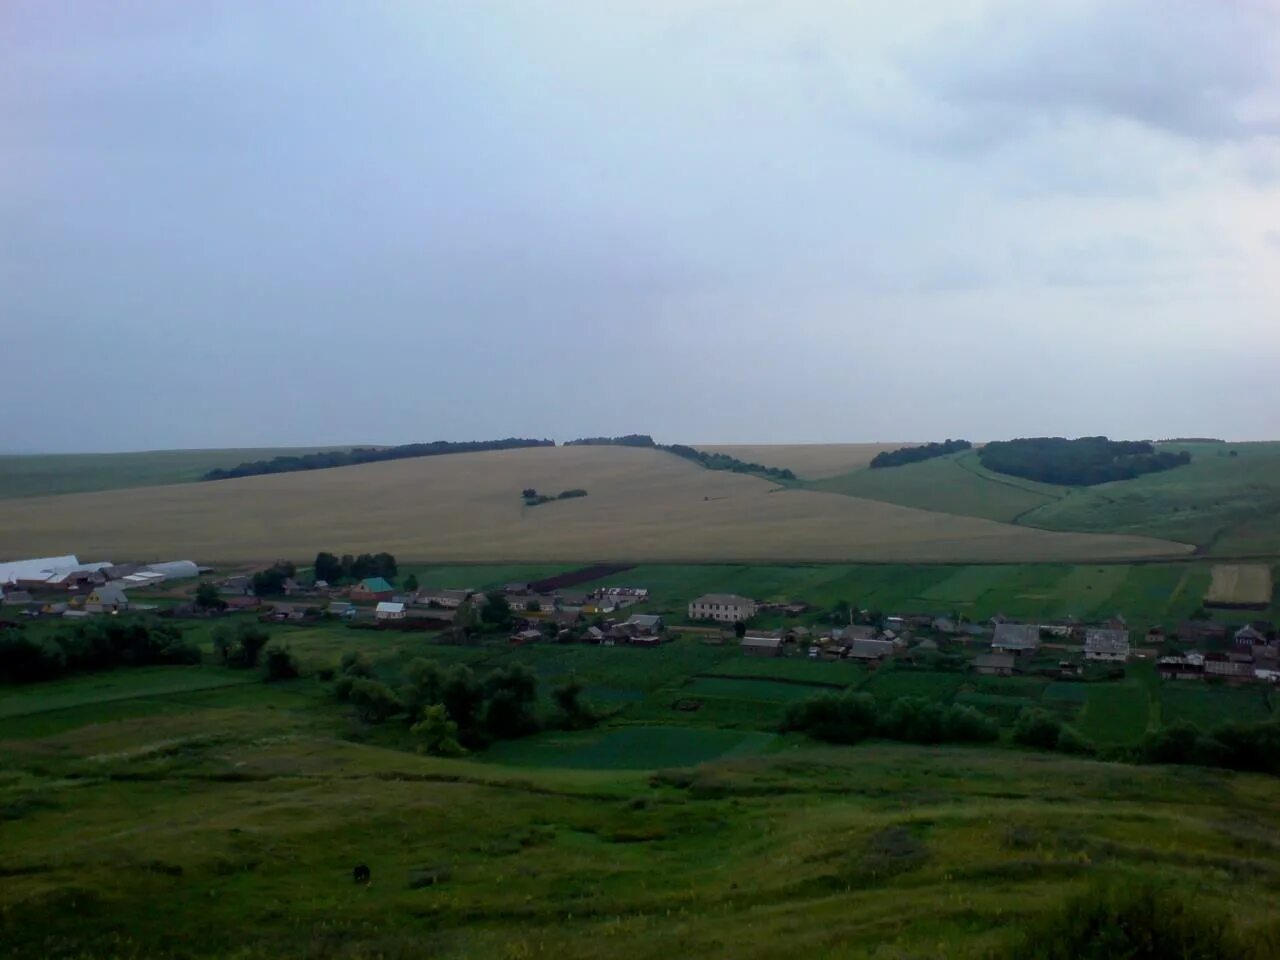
[692,443,904,479]
[0,446,1192,563]
[1205,564,1274,606]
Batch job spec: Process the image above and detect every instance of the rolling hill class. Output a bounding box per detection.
[809,441,1280,557]
[0,444,1189,564]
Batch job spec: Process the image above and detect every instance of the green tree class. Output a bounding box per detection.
[400,657,443,718]
[216,623,269,668]
[481,593,512,628]
[403,573,419,593]
[348,678,401,723]
[440,664,484,729]
[314,551,342,583]
[194,582,225,611]
[733,620,747,639]
[551,677,598,730]
[263,645,299,681]
[482,664,540,738]
[411,704,465,757]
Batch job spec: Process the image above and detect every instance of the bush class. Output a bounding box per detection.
[1139,720,1203,764]
[1013,708,1064,750]
[411,704,466,757]
[1006,882,1245,959]
[213,623,269,669]
[552,677,599,730]
[263,646,299,681]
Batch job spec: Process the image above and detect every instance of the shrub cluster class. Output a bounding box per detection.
[0,620,199,685]
[869,439,972,469]
[978,436,1191,486]
[1138,719,1280,775]
[782,692,998,745]
[661,444,797,481]
[331,654,598,749]
[1006,882,1249,960]
[521,488,589,506]
[1012,707,1092,755]
[204,439,554,481]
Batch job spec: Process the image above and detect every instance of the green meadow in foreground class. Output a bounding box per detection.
[3,678,1280,959]
[2,618,1280,958]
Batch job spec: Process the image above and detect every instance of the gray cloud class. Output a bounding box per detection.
[900,0,1280,148]
[1,1,1278,451]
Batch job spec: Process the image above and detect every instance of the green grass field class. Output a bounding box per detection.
[810,450,1065,523]
[4,612,1280,957]
[4,677,1280,959]
[1075,679,1152,745]
[587,560,1276,630]
[0,447,350,499]
[1158,683,1273,728]
[808,442,1280,557]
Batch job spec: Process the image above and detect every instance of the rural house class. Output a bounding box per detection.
[847,638,896,662]
[991,623,1040,655]
[351,577,395,602]
[1084,627,1130,662]
[417,588,475,608]
[1203,653,1254,682]
[85,585,129,614]
[741,634,783,657]
[1235,624,1271,647]
[219,576,254,597]
[689,594,757,623]
[623,613,664,636]
[973,652,1015,677]
[1176,621,1227,644]
[375,601,406,621]
[1158,654,1204,681]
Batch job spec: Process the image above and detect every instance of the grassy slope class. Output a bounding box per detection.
[811,442,1280,557]
[1024,442,1280,556]
[2,656,1280,958]
[0,447,349,500]
[810,450,1066,523]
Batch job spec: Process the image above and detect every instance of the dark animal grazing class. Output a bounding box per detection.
[353,864,371,884]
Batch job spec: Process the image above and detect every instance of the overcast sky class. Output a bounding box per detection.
[3,1,1279,452]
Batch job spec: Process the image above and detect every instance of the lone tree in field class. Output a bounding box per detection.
[734,620,747,639]
[403,573,419,593]
[194,582,226,611]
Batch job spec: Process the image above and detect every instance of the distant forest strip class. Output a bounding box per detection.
[203,439,555,481]
[978,437,1191,487]
[870,440,972,469]
[566,435,798,481]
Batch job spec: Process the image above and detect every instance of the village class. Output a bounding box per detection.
[3,553,1276,689]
